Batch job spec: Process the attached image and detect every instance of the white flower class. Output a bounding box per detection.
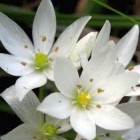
[0,0,96,100]
[88,20,140,97]
[0,85,71,140]
[37,48,139,140]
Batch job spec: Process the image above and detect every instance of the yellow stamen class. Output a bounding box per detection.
[54,47,59,52]
[128,66,134,71]
[77,92,91,105]
[21,62,27,66]
[89,78,93,82]
[96,104,102,108]
[97,88,104,93]
[41,36,47,42]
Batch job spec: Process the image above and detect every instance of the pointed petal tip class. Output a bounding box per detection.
[132,24,139,33]
[105,20,111,26]
[81,15,92,22]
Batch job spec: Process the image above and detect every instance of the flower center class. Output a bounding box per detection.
[44,124,57,137]
[35,53,48,69]
[77,91,91,108]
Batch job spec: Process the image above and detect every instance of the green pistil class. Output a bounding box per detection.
[35,53,48,69]
[44,124,57,137]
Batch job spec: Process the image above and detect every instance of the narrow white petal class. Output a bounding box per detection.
[0,53,34,76]
[127,86,140,96]
[1,124,36,140]
[97,126,125,140]
[94,72,139,104]
[43,65,54,81]
[79,52,88,69]
[80,43,123,89]
[51,16,91,57]
[115,25,139,66]
[92,20,111,58]
[33,0,56,54]
[117,101,140,124]
[97,101,140,139]
[15,71,47,100]
[69,32,97,68]
[70,108,96,140]
[0,12,34,59]
[1,86,44,129]
[54,57,79,98]
[92,105,134,130]
[127,64,140,84]
[37,93,73,119]
[122,123,140,140]
[56,119,72,134]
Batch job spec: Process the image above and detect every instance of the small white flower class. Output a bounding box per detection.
[0,86,71,140]
[0,0,96,100]
[37,48,139,139]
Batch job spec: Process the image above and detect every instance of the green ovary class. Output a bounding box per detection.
[44,124,57,137]
[35,53,48,69]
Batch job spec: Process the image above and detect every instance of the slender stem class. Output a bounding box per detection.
[92,0,140,25]
[39,86,45,101]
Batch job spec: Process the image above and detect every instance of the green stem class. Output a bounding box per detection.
[92,0,140,25]
[39,86,45,101]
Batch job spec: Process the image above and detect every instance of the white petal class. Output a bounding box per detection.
[0,12,34,59]
[97,101,140,139]
[15,71,47,100]
[91,105,134,130]
[79,52,88,69]
[96,126,124,140]
[80,43,123,89]
[92,20,111,58]
[94,72,139,104]
[1,124,37,140]
[69,32,97,68]
[0,53,34,76]
[33,0,56,54]
[1,86,44,129]
[43,65,54,81]
[126,64,140,84]
[70,107,96,140]
[37,93,73,119]
[115,25,139,66]
[52,16,91,57]
[54,57,79,98]
[127,86,140,96]
[122,123,140,140]
[117,101,140,124]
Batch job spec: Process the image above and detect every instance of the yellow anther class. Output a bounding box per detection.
[77,92,91,105]
[21,62,27,66]
[54,47,59,52]
[97,88,104,93]
[77,84,82,89]
[41,36,47,42]
[89,78,93,82]
[24,44,28,48]
[128,66,134,71]
[96,104,102,108]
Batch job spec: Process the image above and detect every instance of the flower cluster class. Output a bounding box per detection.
[0,0,140,140]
